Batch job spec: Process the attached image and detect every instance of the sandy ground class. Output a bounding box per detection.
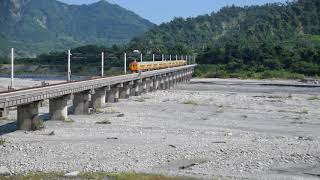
[0,78,320,179]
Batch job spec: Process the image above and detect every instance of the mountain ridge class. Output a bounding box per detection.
[0,0,155,57]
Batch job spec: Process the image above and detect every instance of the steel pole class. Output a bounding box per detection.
[124,53,127,74]
[101,52,104,77]
[162,54,164,61]
[10,48,14,88]
[67,50,71,82]
[140,53,143,62]
[176,55,178,61]
[153,54,155,62]
[170,55,172,61]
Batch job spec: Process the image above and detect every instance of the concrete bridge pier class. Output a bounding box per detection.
[169,73,174,88]
[0,108,8,120]
[90,88,106,110]
[160,76,165,90]
[148,78,153,92]
[187,70,192,82]
[49,94,71,121]
[130,82,136,96]
[120,82,131,99]
[17,101,41,130]
[106,86,116,103]
[183,71,188,83]
[175,72,179,84]
[165,75,170,89]
[114,84,121,102]
[179,72,183,83]
[153,76,159,91]
[133,80,142,96]
[141,79,148,93]
[172,73,177,86]
[73,91,90,115]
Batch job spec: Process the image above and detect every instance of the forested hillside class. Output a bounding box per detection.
[9,0,320,79]
[130,0,320,78]
[0,0,154,57]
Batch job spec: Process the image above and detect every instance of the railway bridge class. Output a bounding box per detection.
[0,65,196,130]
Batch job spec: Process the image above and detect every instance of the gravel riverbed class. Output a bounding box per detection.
[0,78,320,179]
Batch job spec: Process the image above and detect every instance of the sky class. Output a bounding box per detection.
[60,0,289,24]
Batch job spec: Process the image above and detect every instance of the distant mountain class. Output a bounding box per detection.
[130,0,320,53]
[0,0,154,57]
[130,0,320,77]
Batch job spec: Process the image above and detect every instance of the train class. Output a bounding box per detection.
[129,60,187,73]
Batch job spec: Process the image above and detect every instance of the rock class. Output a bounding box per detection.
[0,166,11,176]
[64,171,80,177]
[117,113,125,117]
[48,131,55,136]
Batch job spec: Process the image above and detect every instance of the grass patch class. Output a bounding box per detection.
[307,96,319,101]
[9,172,65,180]
[95,108,105,113]
[279,109,309,114]
[0,138,6,145]
[63,117,74,123]
[31,118,45,131]
[106,107,119,114]
[5,172,198,180]
[298,109,309,114]
[216,108,224,113]
[135,97,146,102]
[183,100,198,106]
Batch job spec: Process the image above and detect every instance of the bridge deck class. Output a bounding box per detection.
[0,65,196,109]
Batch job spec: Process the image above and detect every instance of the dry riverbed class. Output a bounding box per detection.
[0,78,320,179]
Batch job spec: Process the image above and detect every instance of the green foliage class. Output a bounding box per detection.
[0,0,154,57]
[307,96,319,101]
[16,45,125,76]
[0,138,5,145]
[130,0,320,78]
[8,172,198,180]
[31,118,45,131]
[195,64,305,80]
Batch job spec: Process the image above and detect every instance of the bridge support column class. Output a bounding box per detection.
[106,86,116,103]
[142,79,147,93]
[49,94,70,121]
[133,80,141,96]
[183,71,187,83]
[73,91,90,115]
[160,76,165,90]
[177,72,182,83]
[120,83,130,99]
[173,73,177,86]
[130,82,136,96]
[0,108,8,120]
[164,75,170,89]
[17,101,41,130]
[114,85,120,102]
[169,74,174,88]
[91,88,106,110]
[153,76,159,91]
[149,78,154,92]
[145,78,152,92]
[187,70,192,83]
